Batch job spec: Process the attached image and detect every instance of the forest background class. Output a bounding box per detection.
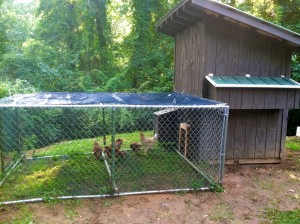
[0,0,299,135]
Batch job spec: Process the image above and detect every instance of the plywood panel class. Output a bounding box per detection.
[265,110,278,158]
[241,89,254,109]
[217,89,230,104]
[207,84,216,100]
[233,112,246,159]
[280,109,288,158]
[175,21,205,96]
[204,18,217,76]
[287,90,296,109]
[264,89,277,109]
[244,110,257,158]
[229,89,242,109]
[226,27,240,75]
[192,22,205,96]
[259,39,272,76]
[285,51,292,78]
[270,45,283,77]
[226,110,235,159]
[215,22,228,75]
[249,36,262,76]
[275,110,283,158]
[238,32,250,75]
[255,110,267,158]
[276,89,288,108]
[253,90,265,109]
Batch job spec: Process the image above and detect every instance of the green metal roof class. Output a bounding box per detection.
[206,76,300,89]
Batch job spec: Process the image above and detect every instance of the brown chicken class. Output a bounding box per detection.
[140,132,158,155]
[104,138,126,158]
[130,142,142,152]
[93,140,103,160]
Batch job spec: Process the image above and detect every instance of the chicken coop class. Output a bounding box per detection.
[0,92,228,204]
[157,0,300,164]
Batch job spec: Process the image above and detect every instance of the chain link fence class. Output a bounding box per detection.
[0,94,228,204]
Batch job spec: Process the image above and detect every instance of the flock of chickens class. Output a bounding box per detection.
[93,132,158,160]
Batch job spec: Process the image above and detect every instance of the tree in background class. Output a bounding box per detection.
[0,0,5,59]
[123,0,179,92]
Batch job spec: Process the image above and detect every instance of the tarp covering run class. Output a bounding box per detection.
[0,92,224,107]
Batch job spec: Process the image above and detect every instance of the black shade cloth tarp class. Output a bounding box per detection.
[0,92,225,107]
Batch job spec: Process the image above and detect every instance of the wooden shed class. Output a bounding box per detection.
[157,0,300,164]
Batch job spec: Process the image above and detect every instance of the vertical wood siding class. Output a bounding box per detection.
[226,110,283,160]
[174,16,292,98]
[209,88,299,110]
[175,21,204,96]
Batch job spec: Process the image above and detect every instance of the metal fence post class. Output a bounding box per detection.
[219,106,229,183]
[0,109,4,173]
[111,107,117,193]
[102,108,106,146]
[16,109,22,156]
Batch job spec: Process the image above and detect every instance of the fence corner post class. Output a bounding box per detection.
[219,106,229,183]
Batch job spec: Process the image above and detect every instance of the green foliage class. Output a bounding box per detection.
[0,84,9,98]
[209,183,225,193]
[291,55,300,82]
[124,0,176,92]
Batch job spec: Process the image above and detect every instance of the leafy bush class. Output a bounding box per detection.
[0,84,9,98]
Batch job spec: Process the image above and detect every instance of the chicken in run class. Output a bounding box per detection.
[130,142,142,152]
[104,138,126,158]
[140,132,158,155]
[93,140,103,160]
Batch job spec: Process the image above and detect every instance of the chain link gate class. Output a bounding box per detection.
[0,93,228,204]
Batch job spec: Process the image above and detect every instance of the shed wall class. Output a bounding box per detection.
[174,16,292,97]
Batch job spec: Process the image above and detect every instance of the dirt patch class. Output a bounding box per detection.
[0,150,299,223]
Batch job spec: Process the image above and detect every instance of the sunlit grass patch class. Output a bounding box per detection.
[286,137,300,152]
[0,155,111,202]
[264,208,300,224]
[29,130,153,157]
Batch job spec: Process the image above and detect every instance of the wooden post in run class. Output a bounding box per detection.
[179,123,190,157]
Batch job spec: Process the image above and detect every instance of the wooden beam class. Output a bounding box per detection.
[158,23,180,36]
[175,10,196,23]
[166,18,187,30]
[171,13,194,26]
[183,4,203,19]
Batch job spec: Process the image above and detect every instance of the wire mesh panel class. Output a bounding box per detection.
[0,93,228,203]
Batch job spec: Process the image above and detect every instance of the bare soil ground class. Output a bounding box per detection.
[0,150,299,224]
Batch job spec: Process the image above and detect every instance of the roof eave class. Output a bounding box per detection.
[157,0,300,47]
